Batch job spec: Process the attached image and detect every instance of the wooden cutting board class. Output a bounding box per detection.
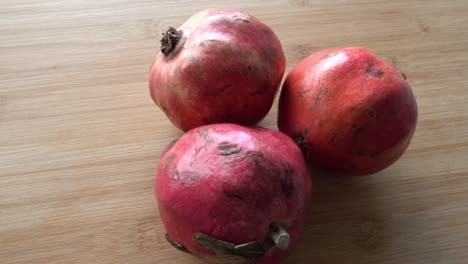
[1,1,467,263]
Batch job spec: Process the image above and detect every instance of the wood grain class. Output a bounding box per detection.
[1,0,467,263]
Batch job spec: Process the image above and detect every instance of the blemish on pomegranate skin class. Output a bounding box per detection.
[313,87,329,107]
[242,103,249,110]
[351,102,364,113]
[165,234,191,254]
[251,84,269,96]
[294,136,308,155]
[368,110,375,118]
[353,126,365,138]
[193,145,206,156]
[234,18,250,24]
[160,104,169,113]
[171,169,181,180]
[163,154,176,174]
[366,62,375,76]
[280,169,294,199]
[245,151,264,162]
[319,119,330,127]
[298,88,310,99]
[374,70,385,79]
[217,142,242,157]
[197,128,210,138]
[223,189,248,205]
[266,49,278,61]
[181,171,201,182]
[215,83,233,96]
[366,62,385,78]
[162,140,178,156]
[401,72,407,80]
[328,132,338,144]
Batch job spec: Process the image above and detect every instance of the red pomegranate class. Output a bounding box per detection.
[149,9,286,131]
[278,47,418,176]
[155,124,312,264]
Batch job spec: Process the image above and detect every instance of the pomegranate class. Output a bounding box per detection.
[155,124,312,264]
[278,47,418,176]
[149,9,286,131]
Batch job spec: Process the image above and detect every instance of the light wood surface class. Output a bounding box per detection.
[1,1,467,263]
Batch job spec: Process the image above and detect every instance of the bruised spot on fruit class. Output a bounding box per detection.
[202,118,209,124]
[162,140,178,156]
[298,88,310,99]
[227,14,251,24]
[374,70,385,79]
[357,149,365,156]
[246,151,264,158]
[181,171,201,182]
[368,109,375,118]
[171,169,181,180]
[242,103,249,110]
[329,131,338,144]
[319,119,330,127]
[251,84,269,96]
[385,78,393,84]
[366,62,375,76]
[193,145,207,156]
[353,126,366,138]
[197,128,210,139]
[223,189,248,205]
[247,65,253,71]
[268,49,279,62]
[188,56,198,63]
[214,83,233,96]
[313,87,329,107]
[280,165,294,199]
[160,104,169,113]
[165,233,191,254]
[294,136,308,156]
[234,18,250,24]
[366,62,385,79]
[370,152,380,160]
[163,154,176,174]
[303,128,311,136]
[401,72,407,80]
[351,102,364,114]
[217,142,242,157]
[245,151,264,163]
[226,113,233,120]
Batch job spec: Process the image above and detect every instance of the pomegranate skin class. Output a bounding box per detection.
[155,124,312,264]
[278,47,418,176]
[150,9,286,131]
